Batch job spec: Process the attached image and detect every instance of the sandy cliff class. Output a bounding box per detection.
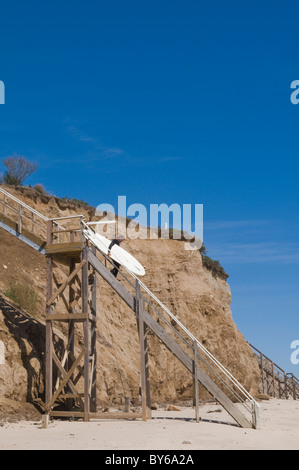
[0,186,260,419]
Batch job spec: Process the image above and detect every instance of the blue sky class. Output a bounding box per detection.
[1,0,299,373]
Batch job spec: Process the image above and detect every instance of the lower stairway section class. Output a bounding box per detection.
[87,249,259,429]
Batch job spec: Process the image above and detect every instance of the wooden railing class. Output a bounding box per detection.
[0,187,48,243]
[0,187,85,252]
[249,343,299,400]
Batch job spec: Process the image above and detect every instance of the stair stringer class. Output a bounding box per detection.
[87,249,252,428]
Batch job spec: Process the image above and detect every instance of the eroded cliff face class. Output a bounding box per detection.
[0,186,260,418]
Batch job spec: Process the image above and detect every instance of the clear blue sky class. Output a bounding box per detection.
[1,0,299,374]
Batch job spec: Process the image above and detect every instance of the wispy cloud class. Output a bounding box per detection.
[158,156,184,163]
[66,125,96,143]
[204,219,272,230]
[64,122,186,168]
[204,219,299,265]
[208,241,299,265]
[65,123,127,162]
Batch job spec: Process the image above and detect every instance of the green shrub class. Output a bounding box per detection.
[4,281,38,315]
[61,196,90,208]
[201,255,229,280]
[33,183,48,195]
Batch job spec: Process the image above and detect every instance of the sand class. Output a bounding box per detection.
[0,399,298,450]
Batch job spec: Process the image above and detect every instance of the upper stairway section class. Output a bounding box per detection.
[0,187,48,253]
[0,187,85,260]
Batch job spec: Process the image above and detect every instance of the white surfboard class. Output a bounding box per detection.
[83,229,145,276]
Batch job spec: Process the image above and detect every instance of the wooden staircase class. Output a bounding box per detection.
[249,344,299,400]
[0,187,260,428]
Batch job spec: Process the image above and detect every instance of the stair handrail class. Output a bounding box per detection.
[249,342,299,398]
[0,187,67,234]
[0,187,48,221]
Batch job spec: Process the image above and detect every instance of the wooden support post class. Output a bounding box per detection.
[66,254,76,411]
[90,245,97,412]
[193,341,200,423]
[284,373,288,399]
[265,361,269,395]
[278,377,282,398]
[18,204,22,233]
[32,212,35,234]
[252,401,260,430]
[272,362,275,398]
[260,354,264,394]
[45,220,53,408]
[136,280,150,421]
[291,375,296,400]
[144,323,152,419]
[82,247,90,421]
[125,397,131,413]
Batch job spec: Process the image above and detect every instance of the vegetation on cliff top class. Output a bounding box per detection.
[0,154,229,281]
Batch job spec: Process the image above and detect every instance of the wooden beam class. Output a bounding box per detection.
[46,348,85,411]
[46,259,86,307]
[54,328,75,392]
[46,312,95,322]
[50,411,85,418]
[89,412,143,420]
[45,220,53,407]
[136,281,147,421]
[49,411,143,420]
[66,254,76,411]
[46,312,96,322]
[51,228,81,234]
[59,394,84,399]
[87,250,135,310]
[193,341,200,423]
[90,245,97,412]
[68,350,85,386]
[144,324,152,419]
[52,349,84,410]
[82,248,90,422]
[46,241,84,255]
[272,362,276,398]
[53,272,70,312]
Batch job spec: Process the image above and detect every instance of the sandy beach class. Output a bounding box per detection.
[0,399,298,450]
